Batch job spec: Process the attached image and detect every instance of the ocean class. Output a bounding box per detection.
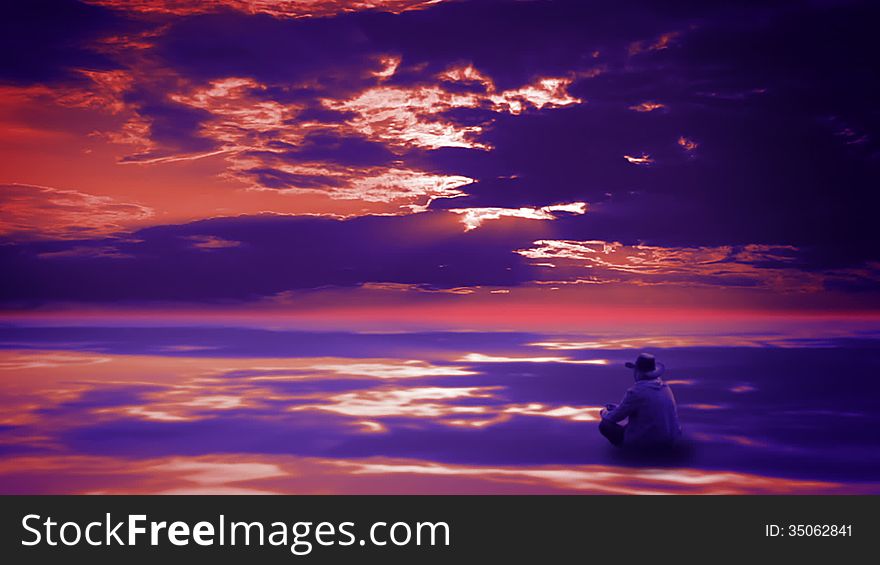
[1,324,878,494]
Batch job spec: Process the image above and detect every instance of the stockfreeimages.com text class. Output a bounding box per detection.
[22,513,450,556]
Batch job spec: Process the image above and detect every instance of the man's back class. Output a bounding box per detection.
[604,378,681,447]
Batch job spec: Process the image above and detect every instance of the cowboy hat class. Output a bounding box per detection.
[625,352,665,378]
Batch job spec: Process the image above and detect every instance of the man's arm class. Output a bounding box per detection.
[602,389,638,423]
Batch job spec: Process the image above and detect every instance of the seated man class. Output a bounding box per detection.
[599,353,681,449]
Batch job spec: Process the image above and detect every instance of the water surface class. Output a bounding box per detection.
[1,325,878,494]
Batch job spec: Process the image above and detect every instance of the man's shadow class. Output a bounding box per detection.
[603,437,698,468]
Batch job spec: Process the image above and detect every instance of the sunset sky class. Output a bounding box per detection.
[3,1,880,496]
[2,0,879,329]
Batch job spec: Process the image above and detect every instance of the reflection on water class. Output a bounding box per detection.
[0,454,868,495]
[1,325,879,494]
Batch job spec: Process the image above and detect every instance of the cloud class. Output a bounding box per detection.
[0,0,130,84]
[0,69,134,114]
[167,77,297,149]
[186,235,242,250]
[243,162,475,211]
[324,84,490,151]
[0,352,110,371]
[517,240,829,291]
[0,184,153,240]
[322,68,581,151]
[3,0,879,303]
[0,70,139,146]
[3,209,877,305]
[448,202,587,231]
[94,63,578,213]
[628,31,681,56]
[84,0,447,19]
[677,136,698,152]
[0,213,533,302]
[628,101,665,112]
[36,246,134,260]
[112,75,477,211]
[372,55,401,80]
[622,153,653,165]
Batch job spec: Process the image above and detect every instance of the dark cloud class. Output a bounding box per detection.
[404,1,880,262]
[265,132,397,167]
[2,209,877,306]
[0,0,139,84]
[364,0,682,89]
[154,13,376,93]
[127,97,218,157]
[0,214,531,303]
[2,0,879,304]
[242,167,345,190]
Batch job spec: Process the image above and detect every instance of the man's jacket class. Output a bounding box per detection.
[603,377,682,446]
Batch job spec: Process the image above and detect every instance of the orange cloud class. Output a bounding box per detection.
[629,31,682,56]
[528,333,838,350]
[438,64,494,88]
[0,50,588,228]
[168,77,301,151]
[325,84,490,150]
[357,282,479,294]
[628,101,665,112]
[678,135,698,152]
[1,55,581,223]
[623,153,654,165]
[84,0,447,19]
[240,161,475,210]
[0,183,153,240]
[125,77,476,211]
[0,70,134,116]
[186,235,242,250]
[324,66,581,150]
[517,240,823,291]
[0,69,162,163]
[489,77,581,115]
[372,55,401,80]
[448,202,587,231]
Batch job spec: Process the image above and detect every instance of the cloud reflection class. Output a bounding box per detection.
[0,453,871,495]
[2,327,880,494]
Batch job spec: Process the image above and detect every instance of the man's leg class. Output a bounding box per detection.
[598,419,625,447]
